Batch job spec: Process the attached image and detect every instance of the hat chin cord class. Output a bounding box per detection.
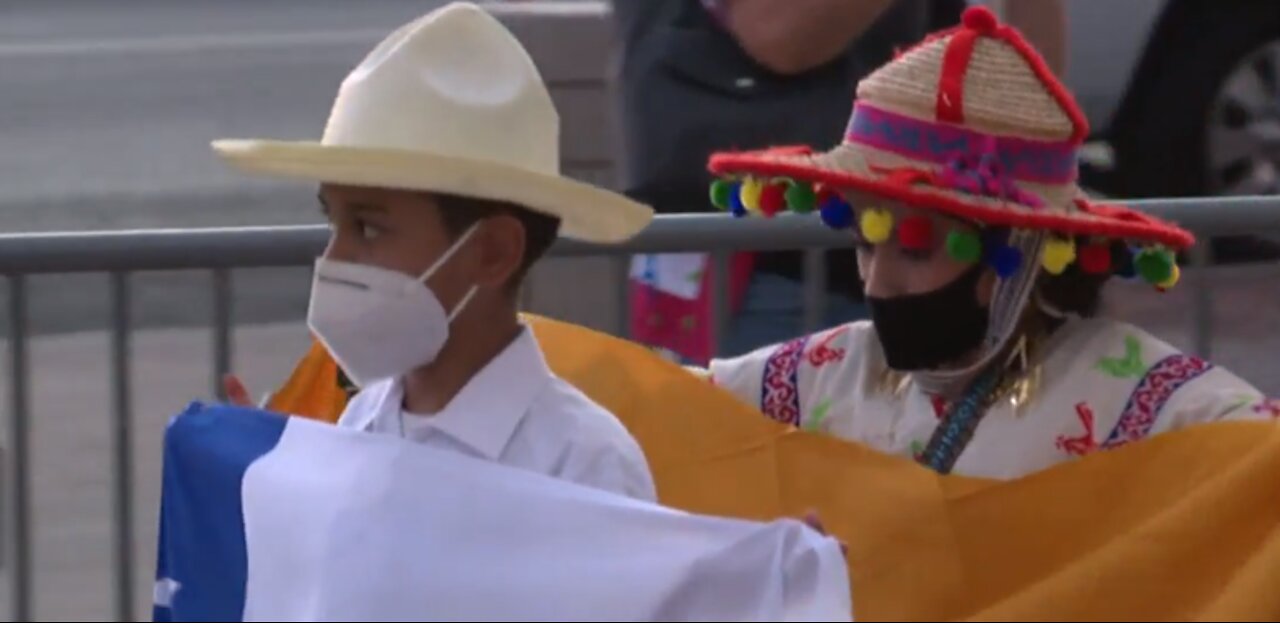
[911,228,1047,398]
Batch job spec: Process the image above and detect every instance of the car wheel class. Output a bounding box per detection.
[1107,2,1280,262]
[1206,38,1280,198]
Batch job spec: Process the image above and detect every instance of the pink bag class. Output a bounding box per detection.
[628,252,755,365]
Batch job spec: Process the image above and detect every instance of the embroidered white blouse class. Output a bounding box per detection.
[706,317,1276,480]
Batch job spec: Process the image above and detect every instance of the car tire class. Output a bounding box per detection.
[1105,1,1280,263]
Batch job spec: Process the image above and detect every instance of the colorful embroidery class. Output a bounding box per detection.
[938,136,1045,208]
[1253,398,1280,418]
[804,399,834,432]
[845,104,1077,184]
[1102,354,1213,448]
[1056,402,1099,457]
[929,395,948,419]
[760,337,809,426]
[1095,335,1147,379]
[1225,394,1257,413]
[679,315,697,332]
[806,326,850,368]
[918,364,1005,474]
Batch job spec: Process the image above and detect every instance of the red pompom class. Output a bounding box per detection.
[898,215,933,250]
[759,182,786,217]
[1079,242,1112,274]
[815,185,836,206]
[961,5,998,33]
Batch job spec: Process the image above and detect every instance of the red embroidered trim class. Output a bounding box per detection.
[1102,354,1213,449]
[929,395,948,420]
[806,326,849,368]
[1254,399,1280,418]
[1056,402,1099,457]
[761,337,808,426]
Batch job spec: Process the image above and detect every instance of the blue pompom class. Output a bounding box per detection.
[818,196,853,229]
[990,245,1023,278]
[1115,246,1138,279]
[980,229,1009,260]
[728,182,747,217]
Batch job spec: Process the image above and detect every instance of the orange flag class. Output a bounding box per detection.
[268,315,1280,621]
[264,336,349,422]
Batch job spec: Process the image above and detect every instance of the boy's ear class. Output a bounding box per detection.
[473,215,526,289]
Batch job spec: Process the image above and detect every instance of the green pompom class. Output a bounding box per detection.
[709,179,734,211]
[784,180,817,213]
[945,230,982,263]
[1135,248,1174,284]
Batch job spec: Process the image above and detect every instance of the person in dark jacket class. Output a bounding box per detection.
[610,0,931,360]
[610,0,1065,360]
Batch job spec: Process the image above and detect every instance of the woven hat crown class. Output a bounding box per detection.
[855,6,1088,145]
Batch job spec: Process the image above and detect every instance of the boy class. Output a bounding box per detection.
[214,2,657,500]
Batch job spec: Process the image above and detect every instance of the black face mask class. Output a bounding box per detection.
[867,264,989,371]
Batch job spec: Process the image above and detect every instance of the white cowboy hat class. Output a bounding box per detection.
[211,1,652,243]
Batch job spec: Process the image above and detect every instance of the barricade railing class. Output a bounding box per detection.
[2,195,1279,621]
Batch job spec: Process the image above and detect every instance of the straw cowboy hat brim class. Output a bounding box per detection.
[210,2,653,244]
[709,144,1194,249]
[213,138,653,244]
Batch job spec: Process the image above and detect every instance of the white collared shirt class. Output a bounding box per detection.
[336,327,658,502]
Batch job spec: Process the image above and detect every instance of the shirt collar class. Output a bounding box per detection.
[369,326,552,460]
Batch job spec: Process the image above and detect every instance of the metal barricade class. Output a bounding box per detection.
[1,197,1279,621]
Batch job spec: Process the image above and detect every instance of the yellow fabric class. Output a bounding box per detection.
[264,337,349,423]
[268,315,1280,621]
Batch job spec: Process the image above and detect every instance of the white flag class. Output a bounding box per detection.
[153,403,852,622]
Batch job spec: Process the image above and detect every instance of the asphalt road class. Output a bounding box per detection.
[0,0,453,335]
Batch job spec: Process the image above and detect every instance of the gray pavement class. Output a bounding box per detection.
[0,0,439,212]
[0,0,622,339]
[0,1,449,338]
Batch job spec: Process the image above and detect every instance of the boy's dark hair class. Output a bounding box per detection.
[434,192,562,291]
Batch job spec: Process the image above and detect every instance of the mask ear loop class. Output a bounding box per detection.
[424,221,483,320]
[410,221,482,291]
[446,285,479,322]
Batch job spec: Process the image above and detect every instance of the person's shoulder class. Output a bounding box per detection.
[1049,318,1189,373]
[532,377,635,442]
[526,376,657,501]
[708,320,876,381]
[1060,318,1271,431]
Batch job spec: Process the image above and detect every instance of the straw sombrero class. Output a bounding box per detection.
[211,2,652,244]
[706,6,1190,289]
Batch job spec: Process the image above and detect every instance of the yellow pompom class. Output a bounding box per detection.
[1041,237,1076,275]
[1157,263,1180,289]
[859,208,893,243]
[739,177,764,212]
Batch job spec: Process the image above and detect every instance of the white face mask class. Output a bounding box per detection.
[306,224,480,388]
